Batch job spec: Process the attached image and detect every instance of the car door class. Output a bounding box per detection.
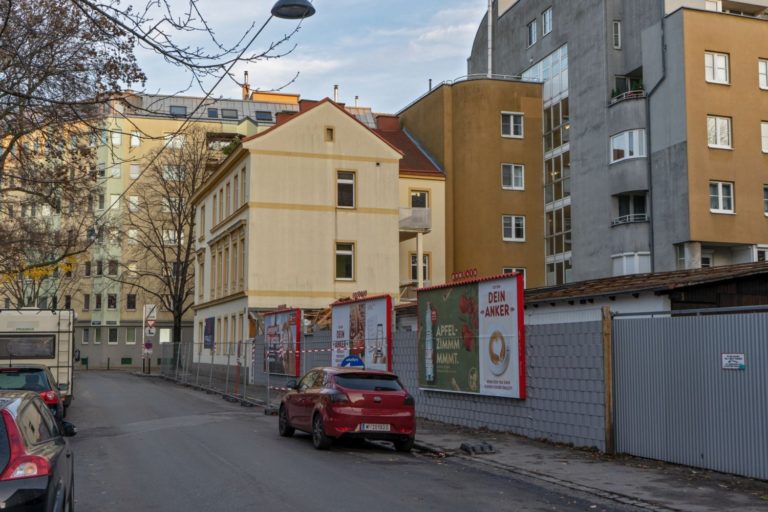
[303,370,328,417]
[288,370,318,431]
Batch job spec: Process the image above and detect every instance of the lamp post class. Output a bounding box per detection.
[271,0,316,19]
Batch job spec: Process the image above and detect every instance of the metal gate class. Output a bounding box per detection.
[613,308,768,480]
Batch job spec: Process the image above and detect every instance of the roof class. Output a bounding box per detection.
[373,124,443,177]
[525,261,768,304]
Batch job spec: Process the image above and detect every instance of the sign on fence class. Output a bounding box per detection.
[417,273,526,399]
[203,317,215,350]
[263,308,302,377]
[721,353,746,371]
[331,295,392,371]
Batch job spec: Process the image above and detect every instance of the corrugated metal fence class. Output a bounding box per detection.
[613,310,768,480]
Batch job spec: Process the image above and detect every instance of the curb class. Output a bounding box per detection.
[414,438,681,512]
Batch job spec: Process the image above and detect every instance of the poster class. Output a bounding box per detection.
[331,295,392,371]
[203,317,215,350]
[263,309,301,376]
[417,274,525,399]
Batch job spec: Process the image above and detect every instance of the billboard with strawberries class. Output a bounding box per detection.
[417,273,525,399]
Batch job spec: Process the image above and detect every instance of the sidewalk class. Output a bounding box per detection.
[414,419,768,512]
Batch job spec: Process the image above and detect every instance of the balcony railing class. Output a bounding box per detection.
[399,207,431,232]
[611,213,649,226]
[609,89,647,106]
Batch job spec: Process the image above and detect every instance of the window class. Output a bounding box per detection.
[169,105,187,117]
[762,122,768,153]
[614,194,647,224]
[325,127,335,142]
[94,294,102,310]
[501,112,524,138]
[212,194,218,225]
[410,190,429,208]
[163,165,183,180]
[130,131,141,147]
[82,328,89,344]
[164,134,184,150]
[97,193,105,210]
[335,243,354,280]
[110,194,120,211]
[200,205,206,235]
[240,168,246,204]
[128,195,139,212]
[527,19,537,47]
[111,131,121,147]
[108,327,118,344]
[130,164,140,179]
[207,108,218,118]
[410,254,430,282]
[256,111,273,122]
[110,165,120,178]
[612,21,621,49]
[502,268,527,288]
[757,246,768,262]
[337,171,355,208]
[127,294,137,310]
[84,262,91,277]
[127,262,138,276]
[108,260,118,276]
[501,164,525,190]
[612,253,651,276]
[502,215,525,242]
[707,116,732,148]
[763,185,768,216]
[705,52,729,84]
[221,109,238,120]
[542,8,552,36]
[760,60,768,90]
[159,328,172,344]
[96,261,103,276]
[701,251,714,268]
[128,229,138,245]
[225,183,231,216]
[64,295,71,309]
[709,181,734,213]
[83,294,90,311]
[163,230,180,246]
[233,175,239,209]
[705,0,722,11]
[610,129,646,163]
[126,327,137,345]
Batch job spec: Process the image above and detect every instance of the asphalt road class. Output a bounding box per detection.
[68,371,640,512]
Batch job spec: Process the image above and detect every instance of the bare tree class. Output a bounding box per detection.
[111,127,215,344]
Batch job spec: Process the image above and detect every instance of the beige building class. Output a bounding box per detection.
[191,99,408,359]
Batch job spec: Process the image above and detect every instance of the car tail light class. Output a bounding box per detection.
[0,410,51,481]
[404,394,415,406]
[39,391,58,405]
[322,388,350,404]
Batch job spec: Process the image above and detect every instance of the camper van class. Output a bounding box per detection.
[0,309,75,407]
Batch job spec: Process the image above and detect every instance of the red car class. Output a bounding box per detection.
[279,367,416,452]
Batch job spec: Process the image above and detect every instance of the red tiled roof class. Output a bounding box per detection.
[373,115,442,177]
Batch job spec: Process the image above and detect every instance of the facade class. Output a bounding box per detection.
[399,77,544,287]
[191,99,406,362]
[468,0,768,284]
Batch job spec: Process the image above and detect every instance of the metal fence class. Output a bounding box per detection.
[613,310,768,480]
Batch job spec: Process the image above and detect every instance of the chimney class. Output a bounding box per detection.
[242,70,251,100]
[428,78,432,91]
[354,95,359,107]
[333,84,339,103]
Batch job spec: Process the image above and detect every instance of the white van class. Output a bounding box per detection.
[0,309,75,407]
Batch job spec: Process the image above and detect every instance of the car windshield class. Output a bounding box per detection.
[335,374,402,391]
[0,369,50,392]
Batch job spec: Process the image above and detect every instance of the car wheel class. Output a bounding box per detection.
[278,406,294,437]
[312,414,331,450]
[393,436,414,453]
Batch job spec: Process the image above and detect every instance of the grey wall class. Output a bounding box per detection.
[394,322,607,450]
[614,312,768,480]
[75,323,192,369]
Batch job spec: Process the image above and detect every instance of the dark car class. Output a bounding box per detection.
[0,367,64,425]
[0,391,76,511]
[279,367,415,452]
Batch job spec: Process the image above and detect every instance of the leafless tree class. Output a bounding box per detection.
[110,127,215,344]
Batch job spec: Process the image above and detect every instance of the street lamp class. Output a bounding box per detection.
[271,0,316,19]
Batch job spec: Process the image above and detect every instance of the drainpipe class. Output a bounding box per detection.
[487,0,493,77]
[644,0,667,272]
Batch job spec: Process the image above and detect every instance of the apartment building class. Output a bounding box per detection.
[398,77,544,287]
[468,0,768,284]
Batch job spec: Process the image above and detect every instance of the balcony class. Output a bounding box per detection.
[609,89,646,106]
[612,213,649,226]
[399,207,431,241]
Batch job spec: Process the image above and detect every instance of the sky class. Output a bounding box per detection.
[135,0,488,113]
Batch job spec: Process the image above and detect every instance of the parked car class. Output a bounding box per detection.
[0,366,64,425]
[0,390,76,511]
[278,367,416,452]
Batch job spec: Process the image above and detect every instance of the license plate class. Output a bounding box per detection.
[361,423,390,432]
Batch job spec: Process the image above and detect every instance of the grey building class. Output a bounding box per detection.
[468,0,768,284]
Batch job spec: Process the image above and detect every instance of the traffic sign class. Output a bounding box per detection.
[145,326,156,337]
[146,319,156,329]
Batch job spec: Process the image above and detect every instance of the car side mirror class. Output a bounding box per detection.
[285,379,298,390]
[62,421,77,437]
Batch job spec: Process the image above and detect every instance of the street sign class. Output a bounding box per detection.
[144,304,157,321]
[146,319,156,329]
[340,355,365,368]
[145,326,156,337]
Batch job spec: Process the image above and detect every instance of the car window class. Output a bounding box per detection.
[34,399,60,438]
[17,401,53,446]
[0,369,50,392]
[335,374,402,391]
[298,371,317,391]
[311,371,326,388]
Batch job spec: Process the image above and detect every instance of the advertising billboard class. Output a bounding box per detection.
[331,295,392,372]
[417,274,525,399]
[203,317,215,350]
[263,308,301,376]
